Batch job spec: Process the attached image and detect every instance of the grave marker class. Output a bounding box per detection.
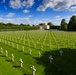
[19,58,23,67]
[0,47,3,53]
[59,50,63,56]
[11,54,14,62]
[31,65,36,75]
[49,55,53,63]
[5,50,8,57]
[38,51,41,58]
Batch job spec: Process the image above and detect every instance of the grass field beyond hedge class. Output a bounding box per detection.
[0,30,76,75]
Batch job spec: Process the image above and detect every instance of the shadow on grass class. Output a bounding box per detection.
[6,59,12,62]
[18,50,23,52]
[1,55,6,57]
[24,53,29,55]
[23,74,31,75]
[34,48,76,75]
[12,65,21,68]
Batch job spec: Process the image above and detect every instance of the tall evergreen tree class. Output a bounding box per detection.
[60,19,67,30]
[68,15,76,31]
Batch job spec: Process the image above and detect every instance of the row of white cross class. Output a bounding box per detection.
[49,50,63,63]
[0,47,36,75]
[0,47,64,73]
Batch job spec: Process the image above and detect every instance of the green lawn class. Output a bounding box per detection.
[0,30,76,75]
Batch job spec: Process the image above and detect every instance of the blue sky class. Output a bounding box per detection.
[0,0,76,25]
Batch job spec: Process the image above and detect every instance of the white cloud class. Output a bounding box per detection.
[69,6,76,12]
[55,16,60,18]
[34,18,51,25]
[6,18,13,23]
[73,14,76,16]
[22,0,34,8]
[6,13,15,17]
[23,10,29,13]
[37,0,76,11]
[0,14,33,24]
[15,17,31,24]
[9,0,22,9]
[54,15,72,25]
[9,0,34,9]
[0,17,3,20]
[54,16,62,20]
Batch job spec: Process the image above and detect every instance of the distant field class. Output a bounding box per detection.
[0,30,76,75]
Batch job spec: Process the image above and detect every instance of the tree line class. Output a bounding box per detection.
[60,15,76,31]
[0,23,39,31]
[0,15,76,31]
[38,15,76,31]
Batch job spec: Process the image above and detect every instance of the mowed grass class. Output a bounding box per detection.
[0,30,76,75]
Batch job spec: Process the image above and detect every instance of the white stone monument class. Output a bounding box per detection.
[38,51,41,58]
[22,46,24,52]
[29,49,32,55]
[0,47,3,53]
[17,44,18,50]
[59,50,63,56]
[31,65,36,75]
[34,44,36,48]
[49,55,53,63]
[5,50,8,57]
[19,58,23,67]
[11,54,14,62]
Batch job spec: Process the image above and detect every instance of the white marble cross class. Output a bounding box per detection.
[5,50,8,57]
[38,51,41,58]
[11,54,14,62]
[49,55,53,63]
[29,49,32,55]
[31,65,36,75]
[0,47,3,53]
[59,50,63,56]
[22,46,24,52]
[34,44,36,48]
[17,44,18,50]
[19,58,23,67]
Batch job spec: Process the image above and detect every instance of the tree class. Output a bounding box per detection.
[6,23,14,26]
[47,22,54,26]
[20,23,24,26]
[68,15,76,31]
[32,24,35,27]
[60,19,67,30]
[39,23,45,26]
[0,22,5,26]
